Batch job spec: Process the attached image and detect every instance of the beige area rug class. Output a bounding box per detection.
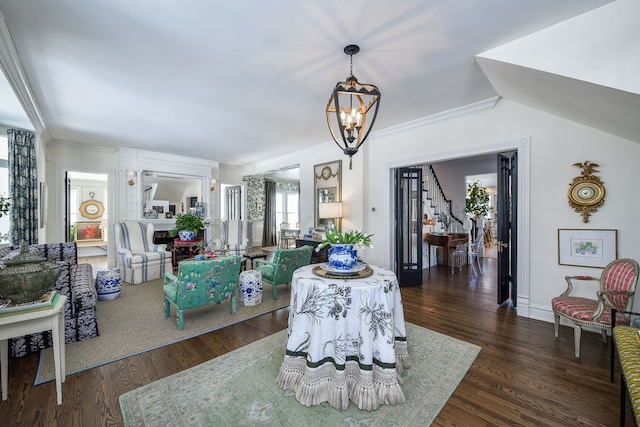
[120,322,481,427]
[36,278,290,384]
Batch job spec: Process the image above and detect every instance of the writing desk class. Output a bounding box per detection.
[0,294,67,405]
[424,232,468,272]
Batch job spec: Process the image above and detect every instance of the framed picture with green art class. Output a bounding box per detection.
[558,228,617,268]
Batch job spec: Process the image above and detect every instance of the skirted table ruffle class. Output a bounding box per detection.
[277,264,410,411]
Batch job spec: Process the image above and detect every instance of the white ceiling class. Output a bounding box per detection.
[0,0,626,166]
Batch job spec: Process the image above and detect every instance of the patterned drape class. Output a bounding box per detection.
[8,129,38,245]
[262,179,277,246]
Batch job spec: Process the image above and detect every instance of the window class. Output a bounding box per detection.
[276,190,299,229]
[0,135,8,244]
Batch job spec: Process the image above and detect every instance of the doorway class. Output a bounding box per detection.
[66,171,109,274]
[392,148,523,308]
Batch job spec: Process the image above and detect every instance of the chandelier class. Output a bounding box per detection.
[326,44,381,169]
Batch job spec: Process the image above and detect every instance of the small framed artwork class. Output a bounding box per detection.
[165,212,173,219]
[558,228,617,268]
[75,221,104,242]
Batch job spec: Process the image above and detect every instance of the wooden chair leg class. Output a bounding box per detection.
[554,314,560,338]
[177,309,184,330]
[573,326,582,358]
[164,298,170,317]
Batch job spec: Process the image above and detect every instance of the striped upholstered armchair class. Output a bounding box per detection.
[216,219,249,257]
[552,258,639,358]
[115,221,173,284]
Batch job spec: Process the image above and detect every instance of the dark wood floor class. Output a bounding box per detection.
[0,257,631,426]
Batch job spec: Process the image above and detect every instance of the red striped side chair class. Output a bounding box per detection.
[552,258,639,358]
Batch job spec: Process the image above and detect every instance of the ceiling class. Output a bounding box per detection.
[0,0,628,167]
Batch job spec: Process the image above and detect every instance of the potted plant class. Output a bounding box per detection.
[169,213,207,241]
[465,181,490,219]
[317,228,374,271]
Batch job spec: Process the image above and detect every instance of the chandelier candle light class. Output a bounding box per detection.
[326,44,381,169]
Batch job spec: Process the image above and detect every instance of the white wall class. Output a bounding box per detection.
[362,98,640,323]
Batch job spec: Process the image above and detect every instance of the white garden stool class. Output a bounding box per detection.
[238,270,263,306]
[95,268,122,301]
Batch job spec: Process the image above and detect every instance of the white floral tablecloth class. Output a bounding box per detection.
[276,264,409,411]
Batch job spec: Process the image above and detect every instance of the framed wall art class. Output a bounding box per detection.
[558,228,617,268]
[75,221,104,242]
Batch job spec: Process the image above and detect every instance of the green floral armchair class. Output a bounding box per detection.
[254,246,313,300]
[163,256,242,329]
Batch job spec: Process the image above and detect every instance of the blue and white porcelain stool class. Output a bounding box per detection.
[238,270,263,306]
[95,268,122,301]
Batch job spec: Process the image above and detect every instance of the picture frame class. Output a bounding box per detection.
[558,228,617,268]
[165,212,173,219]
[75,221,104,242]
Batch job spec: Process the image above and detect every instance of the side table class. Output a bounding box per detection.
[0,294,67,405]
[242,250,267,270]
[172,238,204,269]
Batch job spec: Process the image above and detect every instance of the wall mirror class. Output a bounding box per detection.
[314,160,342,229]
[142,171,203,218]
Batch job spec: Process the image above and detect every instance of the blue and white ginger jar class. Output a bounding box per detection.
[328,244,358,271]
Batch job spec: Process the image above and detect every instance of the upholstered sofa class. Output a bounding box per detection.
[0,242,99,357]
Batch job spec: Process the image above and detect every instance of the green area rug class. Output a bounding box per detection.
[119,322,480,426]
[36,278,289,384]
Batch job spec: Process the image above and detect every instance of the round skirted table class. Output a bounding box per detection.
[276,264,409,411]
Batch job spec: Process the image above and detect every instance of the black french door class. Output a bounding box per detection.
[497,151,517,306]
[395,167,422,287]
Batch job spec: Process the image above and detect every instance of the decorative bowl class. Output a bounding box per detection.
[0,246,60,304]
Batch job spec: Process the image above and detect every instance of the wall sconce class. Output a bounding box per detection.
[210,178,217,192]
[126,170,136,186]
[319,202,343,231]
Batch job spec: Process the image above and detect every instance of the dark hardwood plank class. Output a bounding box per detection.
[0,258,630,426]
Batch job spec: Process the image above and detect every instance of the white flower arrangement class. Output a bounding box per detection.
[316,228,374,251]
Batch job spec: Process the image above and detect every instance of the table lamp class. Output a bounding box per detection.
[319,202,343,231]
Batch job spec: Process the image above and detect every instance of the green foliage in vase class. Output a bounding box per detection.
[465,181,490,218]
[0,194,10,218]
[317,228,374,251]
[169,213,207,238]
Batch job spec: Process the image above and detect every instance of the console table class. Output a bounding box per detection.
[0,294,67,405]
[294,238,328,264]
[424,232,468,273]
[277,264,409,410]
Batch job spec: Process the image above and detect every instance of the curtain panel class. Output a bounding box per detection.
[8,129,38,245]
[262,179,277,246]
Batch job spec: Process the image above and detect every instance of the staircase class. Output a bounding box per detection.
[421,165,465,233]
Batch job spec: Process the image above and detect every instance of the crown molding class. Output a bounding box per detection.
[0,11,48,140]
[372,97,500,138]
